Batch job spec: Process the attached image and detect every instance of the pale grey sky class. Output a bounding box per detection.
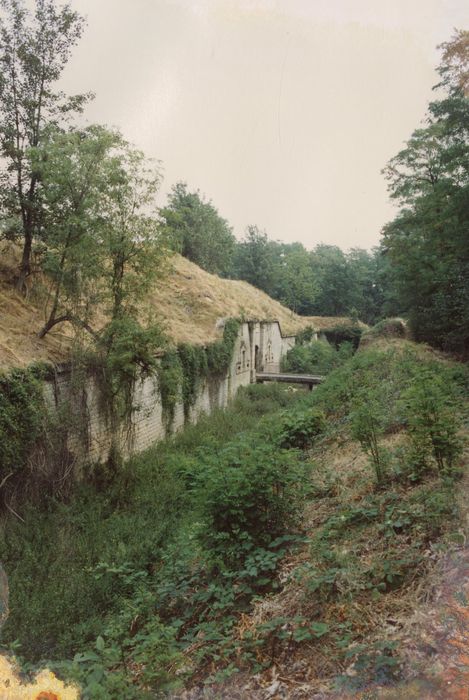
[59,0,469,250]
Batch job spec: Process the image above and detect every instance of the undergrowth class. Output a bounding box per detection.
[0,340,467,697]
[0,382,314,698]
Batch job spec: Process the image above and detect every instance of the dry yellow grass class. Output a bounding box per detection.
[0,242,354,368]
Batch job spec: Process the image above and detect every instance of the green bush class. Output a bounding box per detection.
[351,390,390,485]
[295,325,316,345]
[0,366,46,479]
[281,340,353,375]
[194,438,308,562]
[275,406,326,450]
[324,323,363,350]
[400,368,463,475]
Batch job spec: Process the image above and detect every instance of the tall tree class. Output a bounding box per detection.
[0,0,91,292]
[231,225,278,296]
[309,245,352,316]
[382,30,469,353]
[31,125,119,338]
[274,243,318,315]
[31,126,165,340]
[159,182,235,276]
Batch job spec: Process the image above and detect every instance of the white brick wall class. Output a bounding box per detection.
[44,320,298,465]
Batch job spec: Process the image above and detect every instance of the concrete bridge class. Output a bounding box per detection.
[256,372,324,390]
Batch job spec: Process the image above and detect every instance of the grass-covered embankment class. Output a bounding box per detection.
[231,338,469,697]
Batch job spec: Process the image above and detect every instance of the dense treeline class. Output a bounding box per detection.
[161,191,386,324]
[381,30,469,354]
[0,0,467,350]
[161,32,469,348]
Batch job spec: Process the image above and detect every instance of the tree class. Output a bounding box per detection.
[274,243,318,315]
[309,245,353,316]
[0,0,91,292]
[346,248,385,324]
[32,125,166,341]
[33,125,168,469]
[438,29,469,96]
[159,182,235,276]
[231,225,278,295]
[94,141,167,467]
[382,30,469,353]
[30,125,120,338]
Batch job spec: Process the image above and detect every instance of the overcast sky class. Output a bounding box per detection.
[59,0,469,250]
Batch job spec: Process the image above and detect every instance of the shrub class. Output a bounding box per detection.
[400,368,463,475]
[295,325,316,345]
[351,390,390,485]
[194,438,307,563]
[281,340,353,375]
[0,366,46,479]
[324,323,363,350]
[276,406,326,450]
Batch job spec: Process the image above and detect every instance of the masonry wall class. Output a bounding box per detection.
[45,320,297,465]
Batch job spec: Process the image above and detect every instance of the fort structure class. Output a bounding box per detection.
[44,319,306,465]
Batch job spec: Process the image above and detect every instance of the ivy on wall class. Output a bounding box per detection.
[0,365,46,480]
[0,319,241,494]
[158,319,240,429]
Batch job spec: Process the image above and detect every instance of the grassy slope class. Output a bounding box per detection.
[0,242,352,368]
[205,337,469,699]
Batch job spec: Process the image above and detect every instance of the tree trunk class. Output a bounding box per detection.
[15,231,32,293]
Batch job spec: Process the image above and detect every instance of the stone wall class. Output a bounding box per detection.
[46,320,297,465]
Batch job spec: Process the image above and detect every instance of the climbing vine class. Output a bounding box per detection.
[158,349,184,429]
[178,343,208,419]
[205,318,240,376]
[0,365,46,480]
[158,319,240,430]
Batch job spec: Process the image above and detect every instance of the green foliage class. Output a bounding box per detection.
[382,32,469,353]
[274,406,326,450]
[351,391,390,485]
[324,323,363,350]
[177,343,208,417]
[274,244,319,314]
[194,438,308,563]
[2,339,467,694]
[0,366,45,478]
[157,349,183,429]
[400,368,463,476]
[0,383,301,682]
[160,181,235,276]
[281,339,353,375]
[53,613,183,699]
[231,225,278,295]
[205,318,240,376]
[294,482,457,629]
[232,236,385,322]
[307,342,467,486]
[32,126,166,340]
[0,0,91,289]
[295,325,316,345]
[157,318,240,428]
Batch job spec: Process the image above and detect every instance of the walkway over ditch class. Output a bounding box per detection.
[256,372,324,390]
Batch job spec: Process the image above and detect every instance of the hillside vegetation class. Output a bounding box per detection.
[1,331,467,698]
[0,242,351,368]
